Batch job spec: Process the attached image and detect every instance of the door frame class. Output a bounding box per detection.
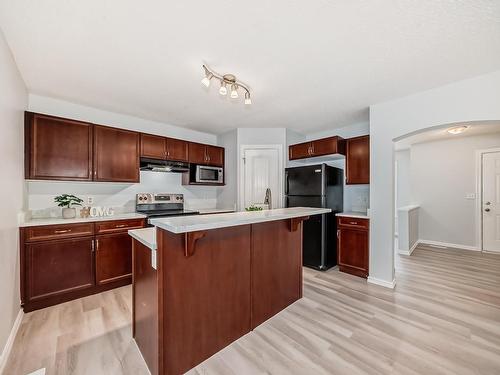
[239,144,284,211]
[475,147,500,252]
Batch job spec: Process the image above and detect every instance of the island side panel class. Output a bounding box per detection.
[251,218,303,329]
[158,225,252,375]
[132,239,159,375]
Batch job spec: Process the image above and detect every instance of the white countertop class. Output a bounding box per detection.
[19,212,147,227]
[128,227,156,250]
[150,207,331,234]
[336,211,369,219]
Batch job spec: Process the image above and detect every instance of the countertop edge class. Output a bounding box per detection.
[128,228,156,250]
[336,212,370,219]
[151,208,331,234]
[19,213,147,227]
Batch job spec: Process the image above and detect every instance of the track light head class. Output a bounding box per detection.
[230,84,239,99]
[244,91,252,105]
[219,81,227,96]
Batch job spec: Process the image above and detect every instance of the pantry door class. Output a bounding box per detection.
[240,145,283,211]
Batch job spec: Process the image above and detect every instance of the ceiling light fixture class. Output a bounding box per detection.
[447,125,470,135]
[219,81,227,96]
[201,64,252,105]
[230,84,239,99]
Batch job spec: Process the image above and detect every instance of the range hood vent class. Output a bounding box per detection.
[139,157,189,173]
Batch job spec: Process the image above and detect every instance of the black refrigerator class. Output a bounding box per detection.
[285,164,343,270]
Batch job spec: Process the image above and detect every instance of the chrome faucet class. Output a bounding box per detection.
[264,188,272,209]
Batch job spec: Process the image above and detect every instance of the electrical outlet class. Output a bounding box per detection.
[87,196,94,205]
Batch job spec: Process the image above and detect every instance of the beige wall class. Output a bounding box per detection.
[0,28,27,360]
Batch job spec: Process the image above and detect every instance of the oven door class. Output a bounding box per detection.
[195,165,223,183]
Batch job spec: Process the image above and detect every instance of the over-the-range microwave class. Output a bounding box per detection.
[195,165,224,183]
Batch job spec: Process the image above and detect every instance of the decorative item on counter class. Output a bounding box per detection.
[54,194,84,219]
[245,205,263,212]
[89,206,115,217]
[80,206,91,218]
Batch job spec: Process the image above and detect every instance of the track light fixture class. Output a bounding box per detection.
[201,64,252,105]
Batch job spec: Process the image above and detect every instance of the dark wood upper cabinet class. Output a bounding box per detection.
[25,237,95,303]
[94,125,140,182]
[337,217,369,278]
[288,136,345,160]
[206,145,224,167]
[311,136,345,157]
[188,142,207,165]
[289,141,311,160]
[95,232,132,285]
[166,138,189,162]
[25,112,93,181]
[140,133,166,159]
[188,142,224,167]
[346,135,370,184]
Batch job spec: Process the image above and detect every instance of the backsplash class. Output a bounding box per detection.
[27,171,218,219]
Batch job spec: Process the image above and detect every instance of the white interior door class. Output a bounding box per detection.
[482,152,500,253]
[241,147,282,210]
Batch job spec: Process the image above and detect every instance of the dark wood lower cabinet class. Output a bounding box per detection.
[337,217,369,278]
[132,240,158,375]
[26,237,95,301]
[96,232,133,285]
[251,219,303,328]
[20,218,145,312]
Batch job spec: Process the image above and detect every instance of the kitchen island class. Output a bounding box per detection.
[130,207,330,375]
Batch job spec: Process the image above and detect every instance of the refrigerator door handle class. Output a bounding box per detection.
[285,172,289,195]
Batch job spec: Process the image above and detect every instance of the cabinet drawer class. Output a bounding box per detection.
[25,223,94,242]
[95,219,145,234]
[337,217,369,229]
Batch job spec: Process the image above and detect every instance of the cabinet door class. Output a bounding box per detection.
[312,136,345,157]
[26,112,93,181]
[338,227,369,277]
[205,145,224,167]
[96,232,132,285]
[346,135,370,184]
[141,134,166,159]
[289,142,312,160]
[94,125,140,182]
[188,142,207,164]
[25,237,94,302]
[166,138,189,162]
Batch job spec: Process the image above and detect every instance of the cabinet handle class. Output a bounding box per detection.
[96,239,99,251]
[91,240,95,252]
[54,229,71,234]
[337,229,340,238]
[115,224,126,228]
[349,221,358,225]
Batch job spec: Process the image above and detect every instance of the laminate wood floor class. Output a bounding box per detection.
[5,245,500,375]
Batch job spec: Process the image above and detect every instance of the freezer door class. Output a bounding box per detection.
[285,195,325,208]
[285,165,324,196]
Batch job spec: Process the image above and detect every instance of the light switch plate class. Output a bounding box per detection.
[465,193,476,200]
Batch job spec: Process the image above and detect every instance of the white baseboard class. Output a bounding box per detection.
[417,239,480,252]
[0,309,23,374]
[367,276,396,289]
[398,240,419,256]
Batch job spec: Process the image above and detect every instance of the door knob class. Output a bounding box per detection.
[485,208,491,212]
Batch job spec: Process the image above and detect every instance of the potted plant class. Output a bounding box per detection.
[54,194,84,219]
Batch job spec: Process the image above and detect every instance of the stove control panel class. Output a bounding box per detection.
[136,193,184,205]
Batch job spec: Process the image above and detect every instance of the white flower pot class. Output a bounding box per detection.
[62,207,76,219]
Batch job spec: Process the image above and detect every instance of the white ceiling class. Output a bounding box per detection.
[1,1,499,135]
[394,121,500,150]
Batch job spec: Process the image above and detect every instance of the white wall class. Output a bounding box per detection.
[408,134,500,248]
[370,70,500,286]
[395,150,411,209]
[216,129,237,210]
[0,29,27,365]
[26,95,220,216]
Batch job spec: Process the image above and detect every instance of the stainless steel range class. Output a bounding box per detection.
[136,193,199,225]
